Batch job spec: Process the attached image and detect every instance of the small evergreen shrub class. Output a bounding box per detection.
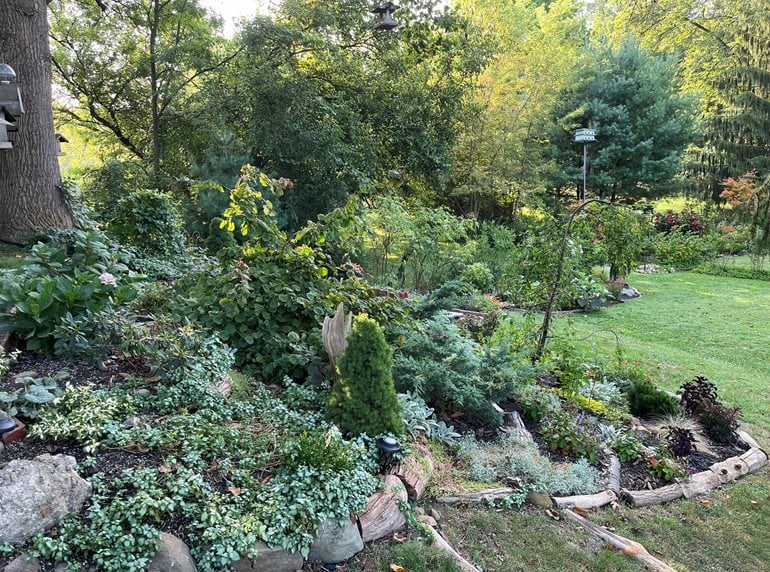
[107,189,186,256]
[329,314,404,436]
[625,379,679,418]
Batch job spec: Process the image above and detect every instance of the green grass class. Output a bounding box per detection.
[653,196,706,213]
[558,271,770,440]
[349,509,645,572]
[0,242,24,270]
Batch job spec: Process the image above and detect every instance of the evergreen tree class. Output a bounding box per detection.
[550,37,694,202]
[708,0,770,182]
[329,314,404,437]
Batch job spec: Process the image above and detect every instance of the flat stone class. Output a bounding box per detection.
[0,454,92,545]
[307,518,363,564]
[418,514,438,528]
[148,533,196,572]
[134,388,151,397]
[526,490,554,508]
[231,541,303,572]
[428,507,441,522]
[4,554,40,572]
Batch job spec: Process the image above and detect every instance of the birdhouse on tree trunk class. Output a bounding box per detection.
[0,64,24,150]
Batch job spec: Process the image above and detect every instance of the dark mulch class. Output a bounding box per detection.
[1,350,144,392]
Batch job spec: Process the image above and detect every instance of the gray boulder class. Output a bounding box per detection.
[231,541,303,572]
[307,518,363,564]
[3,554,40,572]
[0,454,92,545]
[148,533,197,572]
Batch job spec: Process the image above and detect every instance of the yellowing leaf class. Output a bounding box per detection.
[390,565,408,572]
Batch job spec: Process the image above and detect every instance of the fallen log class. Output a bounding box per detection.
[623,447,768,507]
[562,509,677,572]
[553,490,617,510]
[424,524,481,572]
[434,488,516,505]
[608,456,621,494]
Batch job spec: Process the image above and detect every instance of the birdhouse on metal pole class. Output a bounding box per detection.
[0,64,24,151]
[372,2,399,31]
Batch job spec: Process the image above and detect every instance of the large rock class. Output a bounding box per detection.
[359,475,407,543]
[3,555,40,572]
[0,454,92,545]
[148,533,196,572]
[231,541,303,572]
[307,518,363,564]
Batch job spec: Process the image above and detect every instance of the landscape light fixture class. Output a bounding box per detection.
[375,436,401,474]
[574,127,596,202]
[372,2,399,31]
[0,63,24,151]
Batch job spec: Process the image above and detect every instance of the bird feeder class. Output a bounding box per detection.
[56,133,69,156]
[0,64,24,151]
[574,128,596,143]
[372,2,399,31]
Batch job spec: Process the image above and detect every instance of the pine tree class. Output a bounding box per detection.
[329,314,404,437]
[710,0,770,179]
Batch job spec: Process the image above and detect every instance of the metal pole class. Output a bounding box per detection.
[582,143,587,202]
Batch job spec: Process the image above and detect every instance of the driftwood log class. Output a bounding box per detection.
[562,509,677,572]
[553,490,617,510]
[359,475,407,543]
[503,411,534,443]
[424,524,481,572]
[623,446,768,507]
[391,442,434,501]
[608,455,621,493]
[435,488,516,506]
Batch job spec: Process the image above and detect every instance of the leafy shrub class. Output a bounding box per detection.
[602,426,644,462]
[204,216,237,254]
[679,375,719,416]
[106,189,185,257]
[653,210,706,234]
[283,429,356,472]
[698,401,740,444]
[0,229,136,354]
[30,385,133,452]
[666,426,697,458]
[625,379,679,418]
[540,410,603,463]
[0,370,66,420]
[329,315,404,437]
[515,383,563,422]
[653,229,715,269]
[578,378,624,407]
[461,262,494,292]
[399,391,460,445]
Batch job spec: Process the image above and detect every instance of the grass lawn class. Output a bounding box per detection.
[355,270,770,572]
[557,271,770,441]
[0,242,25,271]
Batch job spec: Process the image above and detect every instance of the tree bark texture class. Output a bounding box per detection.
[0,0,72,244]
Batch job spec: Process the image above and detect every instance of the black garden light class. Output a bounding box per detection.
[375,436,401,473]
[372,2,399,31]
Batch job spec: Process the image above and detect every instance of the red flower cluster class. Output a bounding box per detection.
[653,209,706,235]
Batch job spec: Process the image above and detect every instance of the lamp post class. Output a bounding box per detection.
[372,2,399,31]
[574,128,595,202]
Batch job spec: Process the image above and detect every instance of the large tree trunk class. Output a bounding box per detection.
[0,0,73,245]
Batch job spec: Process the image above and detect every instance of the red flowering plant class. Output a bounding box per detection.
[653,210,706,235]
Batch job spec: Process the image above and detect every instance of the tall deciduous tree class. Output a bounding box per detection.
[451,0,585,218]
[49,0,230,181]
[550,37,694,202]
[0,0,73,244]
